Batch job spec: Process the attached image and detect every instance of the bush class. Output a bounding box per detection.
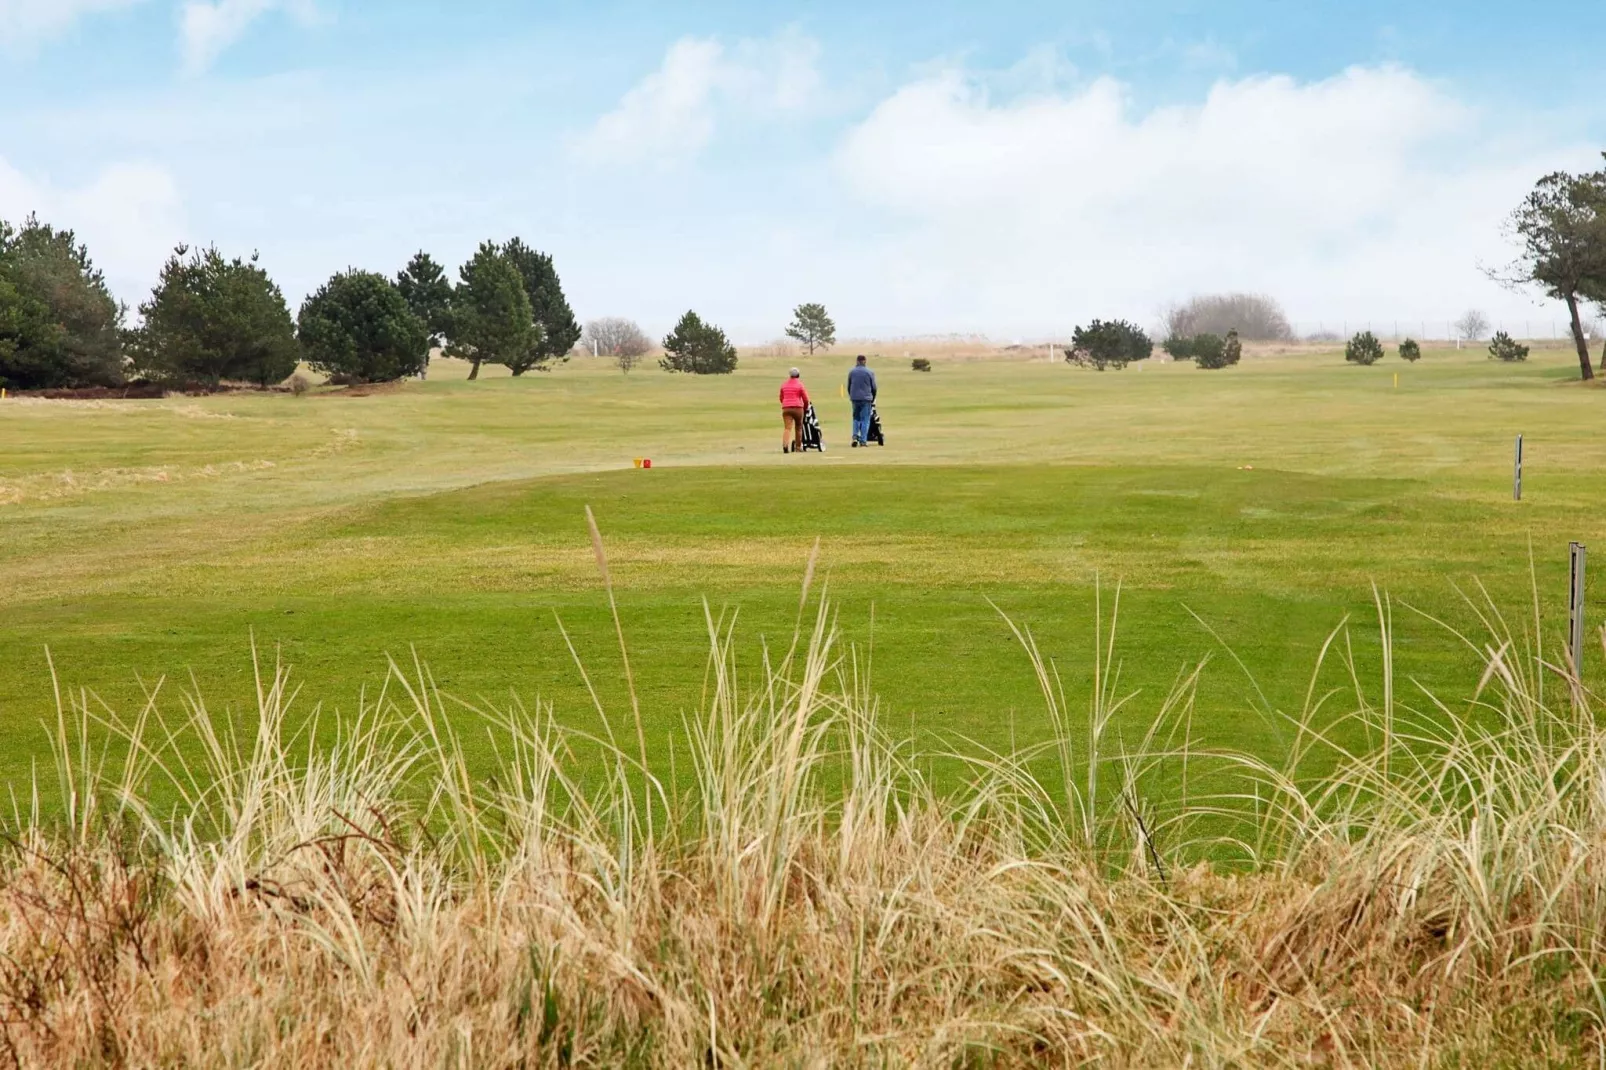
[1192,333,1234,370]
[1162,335,1194,359]
[1345,331,1385,366]
[911,357,932,372]
[660,311,738,374]
[1163,293,1293,341]
[1489,331,1530,362]
[1067,319,1152,371]
[1399,339,1422,362]
[298,270,430,383]
[1222,329,1243,367]
[287,373,310,396]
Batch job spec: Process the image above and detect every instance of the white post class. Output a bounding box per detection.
[1514,434,1524,501]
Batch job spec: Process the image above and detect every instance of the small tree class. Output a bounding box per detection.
[582,317,652,372]
[1192,333,1233,369]
[1399,339,1422,362]
[502,238,580,368]
[911,357,932,372]
[1223,329,1243,366]
[131,245,297,387]
[396,251,454,348]
[0,215,125,390]
[660,311,738,374]
[1345,330,1385,366]
[298,270,430,383]
[1488,331,1530,362]
[784,303,836,355]
[448,243,540,379]
[1454,310,1490,342]
[1066,319,1152,370]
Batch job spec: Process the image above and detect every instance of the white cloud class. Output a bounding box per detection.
[0,157,186,304]
[573,29,821,164]
[830,64,1592,333]
[0,0,144,48]
[179,0,316,75]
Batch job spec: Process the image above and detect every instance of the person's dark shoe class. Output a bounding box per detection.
[783,445,790,454]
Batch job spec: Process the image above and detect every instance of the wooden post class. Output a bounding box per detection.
[1514,435,1524,501]
[1570,542,1588,679]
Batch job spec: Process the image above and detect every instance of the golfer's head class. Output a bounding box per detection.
[789,367,801,379]
[856,355,867,365]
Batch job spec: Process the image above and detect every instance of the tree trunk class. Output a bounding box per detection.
[467,358,481,381]
[1565,293,1594,381]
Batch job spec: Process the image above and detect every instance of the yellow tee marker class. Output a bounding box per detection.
[1393,373,1399,389]
[839,383,846,398]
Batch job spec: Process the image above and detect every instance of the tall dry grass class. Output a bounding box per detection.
[3,552,1605,1066]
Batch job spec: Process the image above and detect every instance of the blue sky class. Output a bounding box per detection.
[3,0,1604,340]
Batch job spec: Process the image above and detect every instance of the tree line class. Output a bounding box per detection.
[0,223,585,390]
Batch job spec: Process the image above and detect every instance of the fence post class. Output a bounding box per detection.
[1514,435,1523,501]
[1570,542,1588,682]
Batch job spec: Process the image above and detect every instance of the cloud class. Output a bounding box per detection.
[0,0,144,48]
[573,29,821,164]
[830,64,1592,333]
[179,0,316,75]
[0,157,186,304]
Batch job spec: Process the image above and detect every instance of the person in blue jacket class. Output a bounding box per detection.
[846,354,877,447]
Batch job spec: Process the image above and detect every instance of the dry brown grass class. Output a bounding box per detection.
[3,567,1604,1066]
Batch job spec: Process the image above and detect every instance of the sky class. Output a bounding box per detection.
[2,0,1604,342]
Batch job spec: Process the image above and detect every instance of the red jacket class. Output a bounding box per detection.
[779,378,809,409]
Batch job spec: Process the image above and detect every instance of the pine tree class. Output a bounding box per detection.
[299,270,430,383]
[396,251,454,348]
[448,243,540,379]
[660,311,738,374]
[784,303,836,355]
[502,238,581,366]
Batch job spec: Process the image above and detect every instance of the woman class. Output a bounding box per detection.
[778,367,809,454]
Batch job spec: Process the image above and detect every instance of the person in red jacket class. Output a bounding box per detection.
[779,367,809,453]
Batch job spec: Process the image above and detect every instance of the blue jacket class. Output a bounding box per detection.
[847,365,877,402]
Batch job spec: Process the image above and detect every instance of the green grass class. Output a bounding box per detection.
[1,346,1601,788]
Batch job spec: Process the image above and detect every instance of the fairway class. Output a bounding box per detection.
[1,347,1601,787]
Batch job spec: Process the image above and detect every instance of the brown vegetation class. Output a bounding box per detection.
[3,561,1603,1066]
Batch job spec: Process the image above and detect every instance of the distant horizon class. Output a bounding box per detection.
[4,1,1604,338]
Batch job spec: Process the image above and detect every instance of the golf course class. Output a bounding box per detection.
[2,344,1598,787]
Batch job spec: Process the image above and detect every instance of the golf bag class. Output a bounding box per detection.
[867,403,885,446]
[799,403,825,451]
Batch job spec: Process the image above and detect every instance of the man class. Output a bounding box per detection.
[846,354,877,447]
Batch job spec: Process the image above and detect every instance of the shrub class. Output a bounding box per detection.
[1399,339,1422,362]
[287,373,310,396]
[1162,335,1194,359]
[911,357,932,372]
[1192,333,1233,369]
[1163,293,1293,341]
[660,311,738,374]
[1489,331,1530,362]
[1345,331,1385,366]
[1067,319,1152,371]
